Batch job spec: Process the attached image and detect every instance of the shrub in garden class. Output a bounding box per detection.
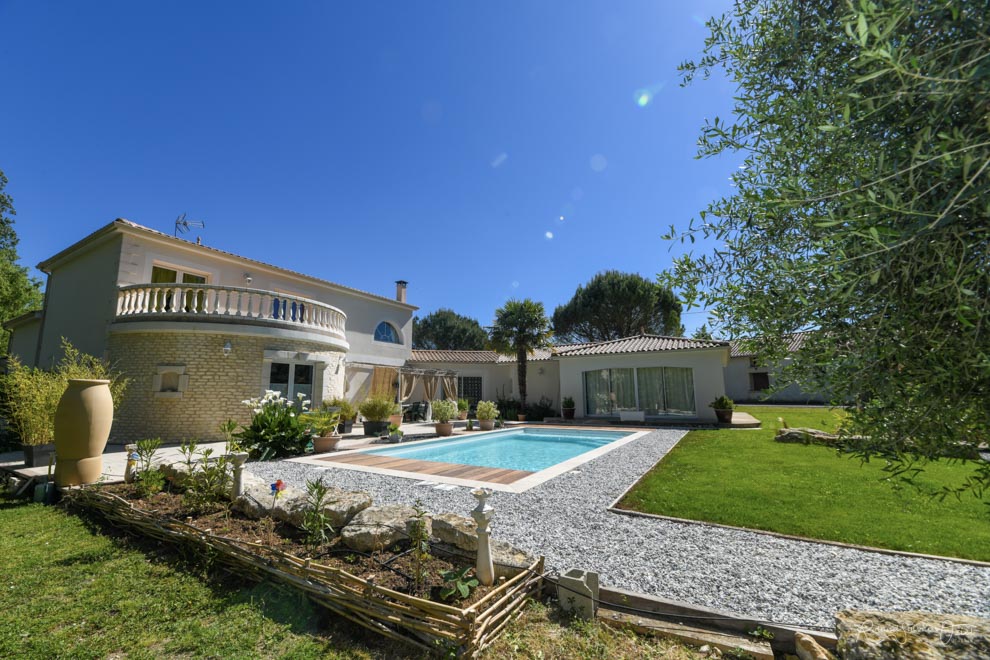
[430,399,457,424]
[234,391,311,460]
[134,437,165,498]
[358,396,397,422]
[0,338,129,446]
[475,401,499,421]
[524,396,556,421]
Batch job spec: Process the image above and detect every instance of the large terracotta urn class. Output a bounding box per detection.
[54,379,114,486]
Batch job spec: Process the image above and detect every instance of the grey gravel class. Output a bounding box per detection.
[247,429,990,629]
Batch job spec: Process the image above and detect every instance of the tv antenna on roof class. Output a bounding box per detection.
[174,213,205,237]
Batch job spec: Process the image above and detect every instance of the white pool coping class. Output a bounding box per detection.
[285,426,651,493]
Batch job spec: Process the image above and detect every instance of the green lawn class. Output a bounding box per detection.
[0,499,699,659]
[619,406,990,562]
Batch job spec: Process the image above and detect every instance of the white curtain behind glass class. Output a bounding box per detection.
[663,367,695,414]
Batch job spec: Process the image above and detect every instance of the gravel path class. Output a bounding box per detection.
[247,429,990,629]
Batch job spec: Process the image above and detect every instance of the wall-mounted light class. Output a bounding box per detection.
[244,273,253,284]
[222,340,232,357]
[538,366,545,376]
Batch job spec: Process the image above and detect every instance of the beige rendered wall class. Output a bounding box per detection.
[557,348,729,422]
[404,362,514,403]
[37,234,124,367]
[504,360,560,408]
[118,233,412,366]
[107,330,344,444]
[725,356,826,404]
[6,317,42,365]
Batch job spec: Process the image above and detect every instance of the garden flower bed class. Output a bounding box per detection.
[64,484,544,657]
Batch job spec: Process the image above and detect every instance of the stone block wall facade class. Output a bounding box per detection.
[107,330,345,444]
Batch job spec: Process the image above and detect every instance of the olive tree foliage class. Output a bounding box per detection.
[412,308,488,350]
[667,0,990,496]
[552,271,684,343]
[488,299,553,410]
[0,169,43,352]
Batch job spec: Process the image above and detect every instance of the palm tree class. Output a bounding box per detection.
[488,299,553,413]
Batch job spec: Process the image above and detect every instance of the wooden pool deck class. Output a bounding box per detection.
[315,451,534,485]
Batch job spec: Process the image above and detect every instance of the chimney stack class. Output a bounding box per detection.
[395,280,408,303]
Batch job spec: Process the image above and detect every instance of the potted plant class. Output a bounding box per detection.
[457,398,469,420]
[389,403,404,429]
[359,396,396,437]
[301,408,342,453]
[709,395,735,424]
[387,423,404,443]
[431,399,457,437]
[475,400,499,431]
[326,398,357,434]
[561,396,576,420]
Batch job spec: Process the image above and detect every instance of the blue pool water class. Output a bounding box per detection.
[364,428,629,472]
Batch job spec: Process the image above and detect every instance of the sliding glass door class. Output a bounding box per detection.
[583,366,695,416]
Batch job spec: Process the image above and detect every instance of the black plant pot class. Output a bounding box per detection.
[562,408,575,420]
[714,409,733,424]
[362,421,389,436]
[23,443,56,468]
[337,420,354,434]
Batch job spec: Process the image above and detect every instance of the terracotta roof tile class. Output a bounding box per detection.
[729,331,813,358]
[409,348,555,363]
[554,334,727,357]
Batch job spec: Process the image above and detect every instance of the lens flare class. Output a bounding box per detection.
[589,154,608,172]
[635,90,651,107]
[545,231,554,240]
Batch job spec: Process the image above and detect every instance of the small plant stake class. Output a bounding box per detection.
[229,451,249,498]
[470,488,494,586]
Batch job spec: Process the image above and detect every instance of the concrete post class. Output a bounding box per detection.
[471,487,495,586]
[229,452,249,498]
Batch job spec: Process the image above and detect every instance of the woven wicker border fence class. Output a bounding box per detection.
[65,488,544,657]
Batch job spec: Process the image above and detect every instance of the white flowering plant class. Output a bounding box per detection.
[234,390,312,460]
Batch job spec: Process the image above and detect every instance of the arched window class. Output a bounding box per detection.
[374,322,402,344]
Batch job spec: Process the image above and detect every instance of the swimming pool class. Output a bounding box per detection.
[364,427,628,472]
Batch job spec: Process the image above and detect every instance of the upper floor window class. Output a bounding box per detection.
[374,322,402,344]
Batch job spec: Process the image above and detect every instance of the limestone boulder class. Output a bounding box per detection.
[836,610,990,660]
[775,428,843,447]
[340,504,432,553]
[432,512,478,551]
[321,489,373,529]
[232,476,294,520]
[795,633,834,660]
[491,539,534,568]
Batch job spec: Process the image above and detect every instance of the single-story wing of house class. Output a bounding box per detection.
[408,334,731,423]
[725,332,826,404]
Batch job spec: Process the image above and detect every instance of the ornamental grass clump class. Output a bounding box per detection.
[234,391,311,460]
[0,339,129,446]
[358,396,398,422]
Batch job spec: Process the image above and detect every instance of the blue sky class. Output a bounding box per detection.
[2,1,737,336]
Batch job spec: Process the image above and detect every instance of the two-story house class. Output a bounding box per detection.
[5,219,416,443]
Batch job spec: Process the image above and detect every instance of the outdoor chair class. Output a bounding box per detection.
[405,401,428,422]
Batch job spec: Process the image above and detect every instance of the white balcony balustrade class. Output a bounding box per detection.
[115,284,346,339]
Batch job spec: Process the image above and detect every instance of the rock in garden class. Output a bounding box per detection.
[836,610,990,660]
[159,461,193,488]
[232,476,290,520]
[775,428,842,446]
[321,489,372,529]
[432,512,478,551]
[491,538,534,568]
[340,504,432,553]
[795,632,834,660]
